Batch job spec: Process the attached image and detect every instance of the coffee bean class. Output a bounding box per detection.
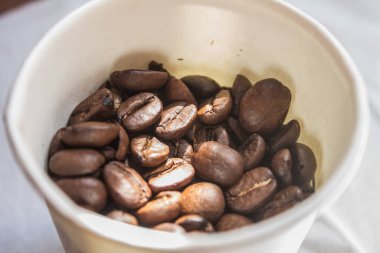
[49,149,105,177]
[226,167,277,214]
[111,70,169,92]
[181,75,220,100]
[271,149,292,187]
[98,81,123,110]
[168,139,193,164]
[103,161,152,209]
[231,74,252,117]
[239,133,266,171]
[153,223,185,233]
[175,214,214,232]
[193,125,232,147]
[48,128,65,157]
[192,142,243,187]
[130,135,169,167]
[198,89,232,125]
[137,191,182,225]
[165,77,197,106]
[148,61,168,73]
[227,117,247,145]
[239,78,291,135]
[99,146,117,161]
[269,120,300,154]
[144,158,195,192]
[117,92,162,132]
[216,214,252,231]
[181,182,225,221]
[56,177,107,212]
[290,143,317,188]
[155,102,197,140]
[68,88,115,125]
[106,210,139,225]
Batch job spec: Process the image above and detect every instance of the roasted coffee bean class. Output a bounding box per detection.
[98,81,123,110]
[49,149,105,177]
[181,182,225,221]
[48,128,65,157]
[269,120,300,154]
[216,214,252,231]
[239,133,266,171]
[144,158,195,192]
[106,210,139,225]
[56,177,107,212]
[130,135,170,167]
[181,75,220,100]
[117,92,163,132]
[271,149,292,187]
[100,146,117,161]
[103,161,152,209]
[148,61,168,73]
[153,223,185,233]
[239,78,291,135]
[227,117,247,145]
[155,102,197,140]
[192,142,244,187]
[111,69,169,92]
[231,74,252,117]
[290,143,317,188]
[226,167,277,214]
[198,89,232,125]
[256,186,303,220]
[68,88,114,125]
[175,214,214,232]
[168,139,193,164]
[165,77,197,106]
[193,125,232,147]
[137,191,182,225]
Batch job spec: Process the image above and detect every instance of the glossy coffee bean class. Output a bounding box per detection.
[117,92,163,132]
[49,149,105,177]
[181,182,225,221]
[103,161,152,209]
[226,167,277,214]
[155,102,197,140]
[144,158,195,192]
[192,142,244,187]
[100,146,117,161]
[148,61,168,73]
[68,88,114,125]
[56,177,107,212]
[175,214,214,232]
[136,191,182,225]
[231,74,252,117]
[198,89,232,125]
[181,75,220,100]
[239,78,291,135]
[111,69,169,92]
[271,149,292,187]
[216,214,252,231]
[290,143,317,188]
[193,125,232,147]
[239,133,266,171]
[106,210,139,225]
[227,117,247,145]
[168,139,193,164]
[153,223,185,233]
[269,120,300,154]
[165,77,197,105]
[130,135,170,167]
[98,81,123,110]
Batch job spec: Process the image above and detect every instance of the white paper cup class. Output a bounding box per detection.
[4,0,369,252]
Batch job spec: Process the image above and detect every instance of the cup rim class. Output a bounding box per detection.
[3,0,370,249]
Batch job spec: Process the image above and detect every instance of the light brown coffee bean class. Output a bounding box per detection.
[290,143,317,189]
[106,210,139,226]
[216,214,252,231]
[175,214,214,232]
[181,75,220,101]
[198,89,232,125]
[130,135,170,168]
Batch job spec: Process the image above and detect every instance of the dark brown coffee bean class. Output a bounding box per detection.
[290,143,317,188]
[227,117,248,145]
[226,167,277,214]
[165,77,197,106]
[198,89,232,125]
[216,214,252,231]
[117,92,163,132]
[103,161,152,209]
[271,149,292,187]
[144,158,195,192]
[153,223,185,233]
[155,102,197,140]
[168,139,193,164]
[106,210,139,225]
[56,177,107,212]
[193,125,232,147]
[136,191,182,225]
[99,146,117,161]
[231,74,252,117]
[181,182,225,221]
[175,214,214,232]
[49,149,105,177]
[68,88,114,125]
[239,133,266,171]
[192,142,244,187]
[98,81,123,110]
[239,78,291,135]
[130,135,170,167]
[148,61,168,73]
[48,128,65,157]
[111,70,169,92]
[269,120,300,154]
[181,75,220,100]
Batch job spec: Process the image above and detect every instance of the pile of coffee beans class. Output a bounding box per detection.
[48,61,317,233]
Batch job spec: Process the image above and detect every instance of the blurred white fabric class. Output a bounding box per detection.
[0,0,379,252]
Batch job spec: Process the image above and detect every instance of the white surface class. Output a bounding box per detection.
[0,0,379,252]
